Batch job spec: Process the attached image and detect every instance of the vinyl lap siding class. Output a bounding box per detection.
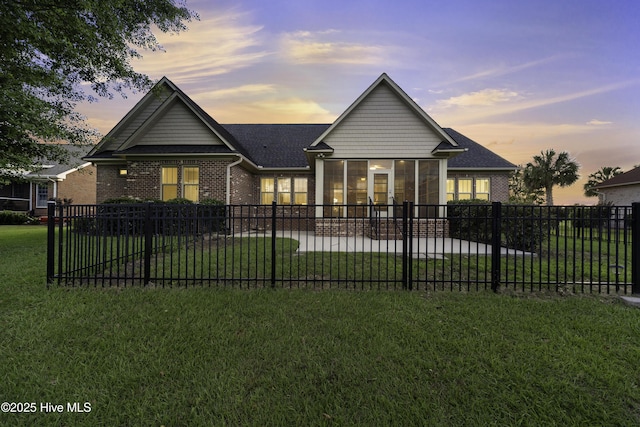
[136,101,225,146]
[323,83,443,158]
[101,90,169,152]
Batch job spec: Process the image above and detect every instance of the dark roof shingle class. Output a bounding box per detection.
[26,145,93,177]
[444,128,517,170]
[222,124,330,168]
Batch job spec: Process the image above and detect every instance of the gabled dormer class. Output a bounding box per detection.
[306,73,465,161]
[85,77,247,161]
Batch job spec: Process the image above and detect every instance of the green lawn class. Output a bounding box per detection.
[53,223,634,292]
[2,225,640,425]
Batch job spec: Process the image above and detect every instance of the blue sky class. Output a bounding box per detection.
[79,0,640,204]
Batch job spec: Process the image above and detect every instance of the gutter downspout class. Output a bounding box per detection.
[226,157,243,205]
[47,178,58,200]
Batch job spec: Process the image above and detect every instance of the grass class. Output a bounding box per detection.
[54,217,634,291]
[3,225,640,425]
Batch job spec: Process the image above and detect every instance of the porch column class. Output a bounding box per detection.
[439,159,448,217]
[315,157,324,217]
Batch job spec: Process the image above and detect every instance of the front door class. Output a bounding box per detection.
[371,171,391,216]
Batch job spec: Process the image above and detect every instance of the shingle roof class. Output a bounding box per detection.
[85,77,251,161]
[168,80,252,159]
[26,145,93,178]
[87,77,516,172]
[219,125,516,170]
[444,128,517,170]
[222,124,330,168]
[593,166,640,189]
[114,145,234,155]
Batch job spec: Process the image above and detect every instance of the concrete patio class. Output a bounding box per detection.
[249,231,534,259]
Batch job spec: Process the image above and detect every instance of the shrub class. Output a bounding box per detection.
[101,196,142,204]
[72,198,229,236]
[101,196,160,204]
[0,211,38,225]
[165,197,193,204]
[198,198,227,234]
[570,203,613,236]
[501,204,550,253]
[446,200,493,244]
[446,201,552,253]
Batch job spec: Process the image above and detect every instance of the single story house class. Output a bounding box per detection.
[0,145,96,216]
[592,166,640,206]
[85,73,516,236]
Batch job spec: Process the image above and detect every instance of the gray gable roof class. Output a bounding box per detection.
[85,77,245,160]
[444,128,517,170]
[87,76,515,172]
[220,125,515,170]
[26,145,93,178]
[222,124,330,168]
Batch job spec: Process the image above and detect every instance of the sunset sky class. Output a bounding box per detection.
[78,0,640,204]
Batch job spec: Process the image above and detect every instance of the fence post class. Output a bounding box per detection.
[408,201,414,291]
[46,201,56,286]
[271,201,277,288]
[491,202,502,292]
[402,200,409,289]
[143,203,153,285]
[632,203,640,294]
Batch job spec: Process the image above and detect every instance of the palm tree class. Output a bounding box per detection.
[523,149,580,206]
[583,166,623,197]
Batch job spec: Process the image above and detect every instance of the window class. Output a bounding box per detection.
[394,160,415,203]
[458,179,473,200]
[260,178,275,204]
[161,167,178,201]
[347,161,367,217]
[447,177,491,201]
[36,184,49,208]
[260,177,308,205]
[475,178,490,200]
[277,178,291,204]
[446,179,455,201]
[324,160,344,217]
[419,161,440,217]
[161,166,199,202]
[294,178,308,204]
[183,167,199,202]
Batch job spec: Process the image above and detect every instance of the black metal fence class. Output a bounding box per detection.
[47,201,640,293]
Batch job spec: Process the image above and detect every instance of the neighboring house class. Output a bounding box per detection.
[85,73,516,236]
[0,145,96,216]
[592,166,640,206]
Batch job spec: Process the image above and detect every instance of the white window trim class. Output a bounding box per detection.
[36,184,49,208]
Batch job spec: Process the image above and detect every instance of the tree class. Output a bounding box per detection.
[583,166,623,197]
[522,149,580,206]
[0,0,196,179]
[508,168,545,204]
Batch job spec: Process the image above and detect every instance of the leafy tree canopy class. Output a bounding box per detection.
[522,149,580,206]
[0,0,196,179]
[508,168,545,205]
[583,166,623,197]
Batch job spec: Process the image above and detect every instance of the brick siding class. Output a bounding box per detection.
[447,171,511,202]
[97,159,233,202]
[96,165,127,202]
[57,165,96,205]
